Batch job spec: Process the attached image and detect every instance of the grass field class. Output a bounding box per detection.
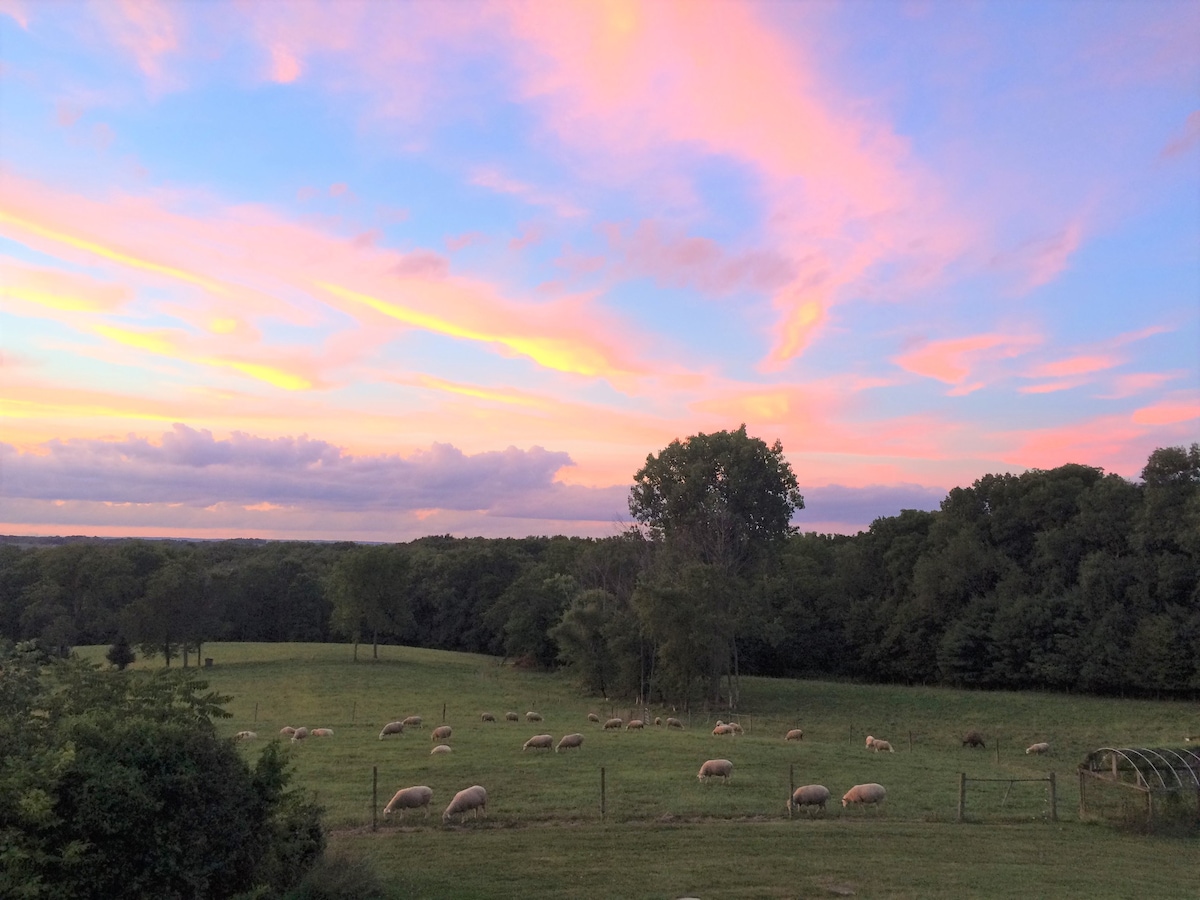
[78,642,1200,898]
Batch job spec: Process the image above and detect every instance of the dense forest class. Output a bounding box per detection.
[2,442,1196,703]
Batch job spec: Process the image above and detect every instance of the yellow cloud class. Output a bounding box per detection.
[93,324,177,356]
[212,359,312,391]
[6,287,107,313]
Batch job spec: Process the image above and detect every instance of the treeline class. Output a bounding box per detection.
[1,444,1196,700]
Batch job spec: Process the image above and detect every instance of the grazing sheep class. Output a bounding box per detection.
[697,759,734,782]
[712,724,734,736]
[626,719,645,731]
[666,717,684,729]
[654,717,662,726]
[523,734,553,751]
[481,712,496,722]
[587,713,601,724]
[311,728,334,737]
[728,722,743,735]
[556,733,584,752]
[785,729,804,742]
[604,718,623,730]
[402,716,423,728]
[962,730,986,749]
[715,720,725,727]
[842,783,887,808]
[279,726,296,737]
[1185,735,1200,743]
[525,711,543,722]
[1026,741,1051,755]
[431,725,452,742]
[442,785,487,823]
[788,784,831,814]
[870,739,895,753]
[291,726,309,742]
[505,712,519,722]
[431,744,453,755]
[383,785,433,820]
[865,735,875,749]
[234,731,257,742]
[379,721,405,739]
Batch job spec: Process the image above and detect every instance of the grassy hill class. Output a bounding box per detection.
[77,642,1200,899]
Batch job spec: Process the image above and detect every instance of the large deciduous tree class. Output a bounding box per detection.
[629,425,803,706]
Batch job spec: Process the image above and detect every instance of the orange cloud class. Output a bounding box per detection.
[1132,397,1200,426]
[894,333,1040,387]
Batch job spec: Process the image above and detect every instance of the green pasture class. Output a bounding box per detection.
[77,643,1200,898]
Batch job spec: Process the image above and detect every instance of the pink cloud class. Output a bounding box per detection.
[446,231,485,252]
[1161,110,1200,160]
[893,332,1040,387]
[1027,353,1122,379]
[0,0,27,28]
[469,167,583,218]
[1132,397,1200,426]
[269,43,302,83]
[1101,371,1182,399]
[93,0,182,87]
[992,221,1085,291]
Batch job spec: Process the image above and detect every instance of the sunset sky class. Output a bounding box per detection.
[1,0,1197,542]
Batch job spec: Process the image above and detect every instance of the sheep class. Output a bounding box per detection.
[785,729,804,742]
[865,735,875,749]
[556,733,584,752]
[442,785,487,823]
[379,721,405,739]
[728,722,743,735]
[712,724,734,736]
[431,744,453,755]
[697,759,734,782]
[654,717,662,726]
[505,712,519,722]
[1185,735,1200,743]
[587,713,601,724]
[279,726,296,737]
[291,726,309,742]
[870,739,895,753]
[626,719,645,731]
[1026,741,1051,755]
[383,785,433,820]
[962,730,986,749]
[234,731,257,742]
[481,712,496,722]
[604,717,623,730]
[525,711,543,722]
[715,720,725,727]
[522,734,553,751]
[666,717,684,729]
[311,728,334,737]
[842,783,887,808]
[402,715,423,728]
[431,725,452,742]
[788,784,831,814]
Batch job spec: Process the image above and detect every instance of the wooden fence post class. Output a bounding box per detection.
[1078,769,1086,819]
[600,767,607,821]
[442,703,447,723]
[957,772,967,823]
[789,764,795,819]
[351,701,356,725]
[1048,772,1057,822]
[253,702,258,724]
[372,766,378,832]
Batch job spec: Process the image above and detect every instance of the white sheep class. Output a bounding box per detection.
[785,729,804,742]
[402,715,423,728]
[234,731,257,742]
[587,713,601,724]
[556,733,583,752]
[842,783,887,808]
[604,717,623,730]
[523,734,553,751]
[697,759,734,782]
[379,721,405,739]
[712,724,734,736]
[525,711,543,722]
[279,726,296,737]
[666,717,684,729]
[383,785,433,820]
[626,719,645,731]
[870,739,895,753]
[311,728,333,737]
[442,785,487,823]
[505,712,519,722]
[431,744,453,755]
[1026,742,1051,755]
[865,735,875,749]
[788,784,831,814]
[431,725,452,742]
[481,712,496,722]
[728,722,743,735]
[291,726,309,742]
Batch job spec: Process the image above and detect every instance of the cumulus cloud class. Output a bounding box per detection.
[0,425,626,523]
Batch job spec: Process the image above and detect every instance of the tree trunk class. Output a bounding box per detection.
[164,634,171,668]
[353,639,359,662]
[182,641,189,668]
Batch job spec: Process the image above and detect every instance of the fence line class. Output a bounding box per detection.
[957,771,1057,822]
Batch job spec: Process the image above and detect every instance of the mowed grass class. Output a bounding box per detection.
[76,643,1200,898]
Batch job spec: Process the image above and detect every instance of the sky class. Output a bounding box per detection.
[0,0,1197,542]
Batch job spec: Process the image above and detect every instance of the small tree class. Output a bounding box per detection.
[105,635,136,670]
